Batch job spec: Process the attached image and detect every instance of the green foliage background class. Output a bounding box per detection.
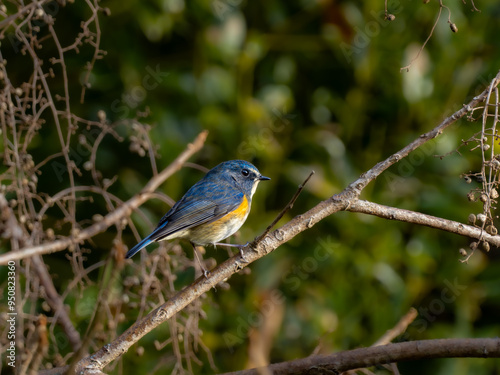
[2,0,500,373]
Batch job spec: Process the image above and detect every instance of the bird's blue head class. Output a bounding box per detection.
[207,160,270,199]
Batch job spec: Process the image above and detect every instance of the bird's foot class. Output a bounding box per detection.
[203,268,210,279]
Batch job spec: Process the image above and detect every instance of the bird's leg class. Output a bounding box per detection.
[192,243,209,278]
[214,242,250,261]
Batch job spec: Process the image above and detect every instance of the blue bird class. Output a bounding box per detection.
[126,160,270,263]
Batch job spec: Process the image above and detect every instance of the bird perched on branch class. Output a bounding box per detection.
[126,160,270,271]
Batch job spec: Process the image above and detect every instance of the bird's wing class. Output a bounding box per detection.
[149,189,244,242]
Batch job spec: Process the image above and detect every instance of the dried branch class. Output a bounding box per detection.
[372,308,418,347]
[31,256,82,352]
[219,338,500,375]
[346,200,500,247]
[0,130,208,264]
[400,0,460,72]
[343,308,417,375]
[253,171,315,244]
[0,194,81,352]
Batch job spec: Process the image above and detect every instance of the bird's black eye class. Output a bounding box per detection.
[241,169,250,177]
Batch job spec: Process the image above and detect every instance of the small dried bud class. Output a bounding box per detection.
[46,228,55,240]
[486,225,498,236]
[480,241,491,252]
[450,23,458,33]
[423,0,430,3]
[468,214,476,225]
[467,192,476,201]
[385,13,395,21]
[35,8,44,17]
[15,87,23,96]
[93,214,103,222]
[470,241,478,250]
[483,144,490,151]
[464,176,472,184]
[78,134,87,144]
[83,161,92,171]
[97,110,106,121]
[136,346,144,356]
[491,189,499,199]
[0,5,7,12]
[477,214,487,223]
[459,248,467,256]
[480,194,488,203]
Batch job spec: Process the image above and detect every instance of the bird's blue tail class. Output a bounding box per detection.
[126,235,153,259]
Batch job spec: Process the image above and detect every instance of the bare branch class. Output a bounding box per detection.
[0,131,208,264]
[346,200,500,247]
[218,338,500,375]
[373,308,418,347]
[343,308,418,375]
[253,171,315,245]
[0,194,81,351]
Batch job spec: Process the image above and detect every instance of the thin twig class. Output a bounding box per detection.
[400,2,443,72]
[373,307,418,346]
[252,171,315,245]
[343,308,418,374]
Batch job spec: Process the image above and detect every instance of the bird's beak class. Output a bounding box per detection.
[259,175,271,181]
